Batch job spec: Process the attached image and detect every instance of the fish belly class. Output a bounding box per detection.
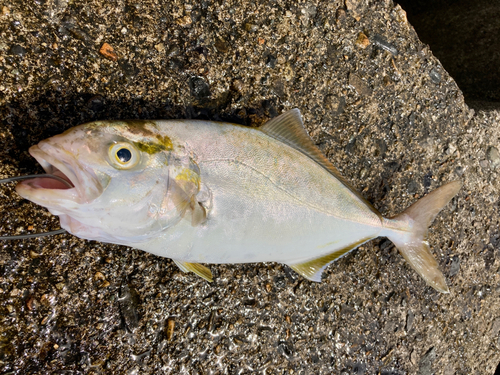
[139,121,382,264]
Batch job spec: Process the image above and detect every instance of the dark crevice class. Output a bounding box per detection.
[396,0,500,108]
[495,359,500,375]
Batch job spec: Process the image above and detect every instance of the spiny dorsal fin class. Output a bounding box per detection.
[260,109,380,217]
[289,237,371,282]
[174,260,213,282]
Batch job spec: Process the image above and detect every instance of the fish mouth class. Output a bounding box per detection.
[16,143,104,208]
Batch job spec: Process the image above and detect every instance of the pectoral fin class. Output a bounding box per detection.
[173,260,213,282]
[289,237,371,282]
[190,196,207,227]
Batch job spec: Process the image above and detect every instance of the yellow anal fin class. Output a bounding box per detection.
[289,237,371,282]
[174,260,213,282]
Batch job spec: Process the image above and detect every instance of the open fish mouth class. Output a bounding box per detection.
[16,143,103,207]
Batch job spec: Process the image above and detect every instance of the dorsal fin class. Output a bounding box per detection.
[260,109,380,217]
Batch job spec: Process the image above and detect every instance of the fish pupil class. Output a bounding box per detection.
[117,148,132,163]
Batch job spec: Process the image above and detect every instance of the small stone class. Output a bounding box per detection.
[2,6,10,16]
[266,54,277,68]
[372,34,398,55]
[244,23,259,33]
[99,42,118,61]
[324,95,346,115]
[26,297,37,310]
[214,38,229,53]
[429,68,441,84]
[9,45,27,57]
[155,43,165,53]
[355,32,370,49]
[489,318,500,337]
[166,317,175,340]
[176,15,192,27]
[188,76,210,99]
[410,349,418,365]
[349,73,372,96]
[486,146,500,168]
[479,160,489,169]
[454,166,465,176]
[449,255,460,276]
[345,0,361,20]
[336,8,346,24]
[418,347,436,375]
[406,310,415,332]
[283,63,295,81]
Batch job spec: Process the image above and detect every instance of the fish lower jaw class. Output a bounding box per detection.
[16,181,80,209]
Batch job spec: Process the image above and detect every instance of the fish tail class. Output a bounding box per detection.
[383,181,462,293]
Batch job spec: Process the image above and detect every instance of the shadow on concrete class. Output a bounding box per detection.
[396,0,500,108]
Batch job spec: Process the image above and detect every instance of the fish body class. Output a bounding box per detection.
[16,109,461,292]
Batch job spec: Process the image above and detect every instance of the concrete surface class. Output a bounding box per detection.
[0,0,499,374]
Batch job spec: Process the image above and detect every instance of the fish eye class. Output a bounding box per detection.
[108,142,140,169]
[117,148,132,163]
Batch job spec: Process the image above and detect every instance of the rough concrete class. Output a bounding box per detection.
[0,0,498,374]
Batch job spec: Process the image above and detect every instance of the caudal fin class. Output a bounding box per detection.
[385,181,462,293]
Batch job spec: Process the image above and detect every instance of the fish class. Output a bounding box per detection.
[15,109,461,292]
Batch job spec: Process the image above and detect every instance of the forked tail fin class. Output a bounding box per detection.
[385,181,462,293]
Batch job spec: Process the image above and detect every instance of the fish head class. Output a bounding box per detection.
[16,120,202,243]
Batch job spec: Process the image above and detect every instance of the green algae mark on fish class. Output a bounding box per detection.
[134,135,173,154]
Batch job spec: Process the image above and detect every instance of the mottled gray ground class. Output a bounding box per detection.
[0,0,499,374]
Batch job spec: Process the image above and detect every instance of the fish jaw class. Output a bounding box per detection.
[16,142,106,210]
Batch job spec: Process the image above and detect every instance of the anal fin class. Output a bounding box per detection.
[289,237,371,282]
[174,260,213,282]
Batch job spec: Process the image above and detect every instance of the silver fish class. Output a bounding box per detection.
[16,109,461,292]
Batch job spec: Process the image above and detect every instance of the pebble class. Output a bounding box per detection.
[335,8,346,24]
[214,38,229,53]
[429,68,442,84]
[166,318,175,340]
[486,146,500,168]
[154,43,165,53]
[355,32,370,49]
[371,34,398,56]
[176,15,192,27]
[9,45,27,57]
[349,73,372,96]
[99,43,118,61]
[449,255,460,276]
[418,347,436,375]
[479,159,489,169]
